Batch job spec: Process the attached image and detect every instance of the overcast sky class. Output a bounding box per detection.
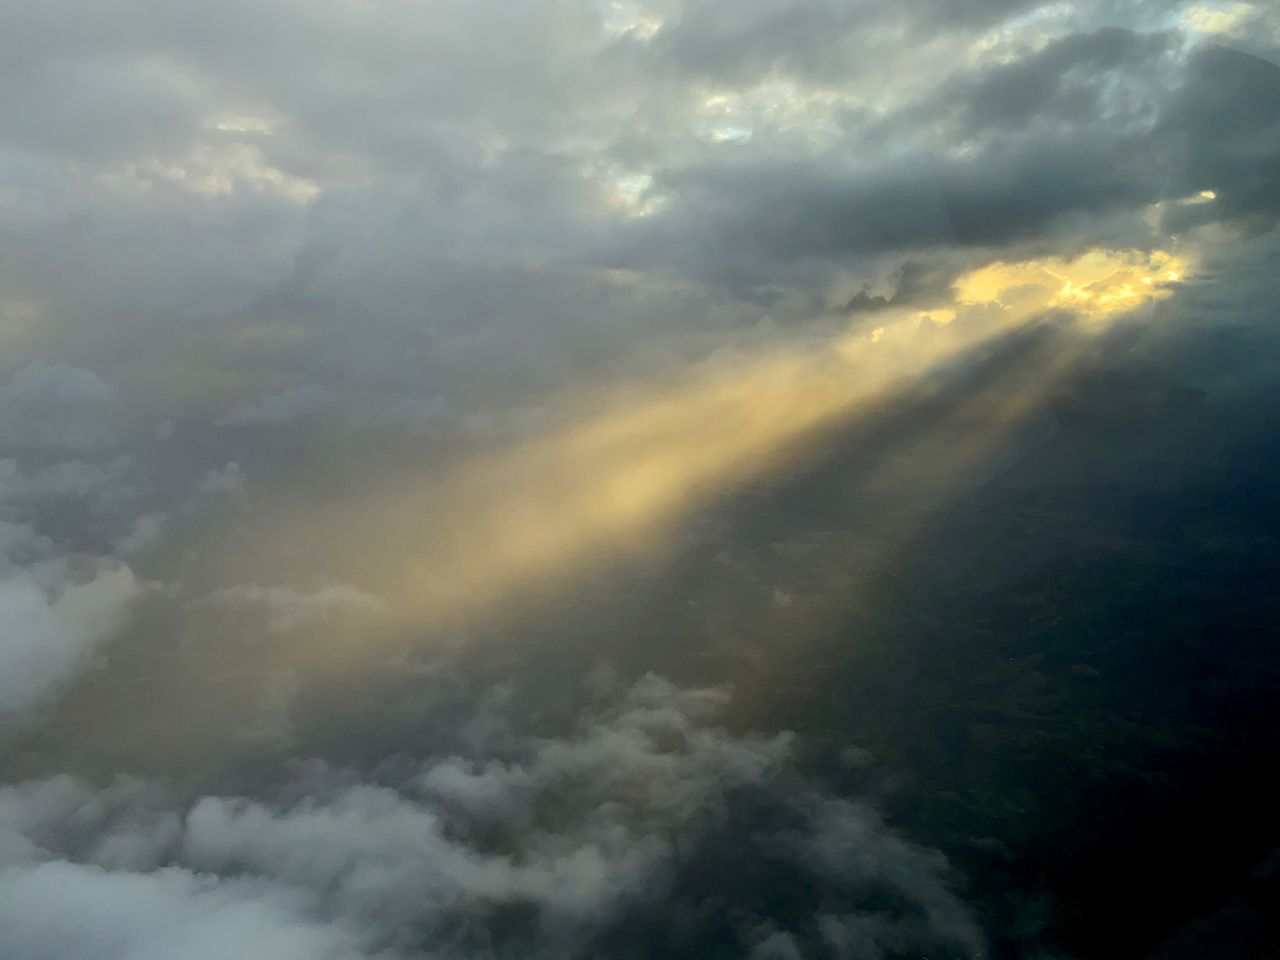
[2,1,1280,958]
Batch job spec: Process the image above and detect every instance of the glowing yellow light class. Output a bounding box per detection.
[229,246,1192,648]
[954,248,1189,322]
[1181,3,1254,37]
[916,309,956,326]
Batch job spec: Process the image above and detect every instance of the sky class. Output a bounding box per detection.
[2,1,1280,958]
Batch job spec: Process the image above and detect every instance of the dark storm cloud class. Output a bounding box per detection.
[1159,44,1280,226]
[1,0,1276,395]
[624,127,1163,276]
[607,23,1280,296]
[955,27,1176,133]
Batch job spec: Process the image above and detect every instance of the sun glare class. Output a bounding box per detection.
[243,247,1189,647]
[954,248,1189,322]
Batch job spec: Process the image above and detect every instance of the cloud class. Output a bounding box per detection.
[0,362,113,408]
[0,562,140,719]
[950,27,1175,135]
[383,394,452,435]
[0,3,1277,955]
[207,583,384,634]
[1158,44,1280,226]
[0,862,360,960]
[216,384,334,427]
[0,457,142,509]
[3,0,1271,402]
[114,512,166,556]
[0,520,46,569]
[0,675,983,959]
[0,363,117,451]
[627,131,1166,276]
[196,462,246,497]
[0,391,158,727]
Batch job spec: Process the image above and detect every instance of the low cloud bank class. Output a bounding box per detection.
[0,674,984,959]
[0,519,141,721]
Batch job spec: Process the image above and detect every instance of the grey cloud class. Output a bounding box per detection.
[114,512,166,557]
[0,521,48,572]
[623,128,1162,283]
[614,29,1280,294]
[0,457,143,509]
[196,461,245,497]
[0,776,181,869]
[935,131,1163,245]
[0,10,1070,326]
[0,362,112,407]
[748,928,805,960]
[0,5,1277,955]
[206,583,384,634]
[954,27,1176,135]
[644,0,1042,85]
[2,0,1275,410]
[383,395,452,435]
[216,384,334,427]
[1158,44,1280,226]
[804,799,986,956]
[0,363,117,451]
[643,1,870,85]
[0,399,160,724]
[0,561,140,720]
[0,861,360,960]
[0,675,983,959]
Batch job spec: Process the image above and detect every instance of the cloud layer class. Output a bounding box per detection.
[3,0,1277,413]
[0,675,982,959]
